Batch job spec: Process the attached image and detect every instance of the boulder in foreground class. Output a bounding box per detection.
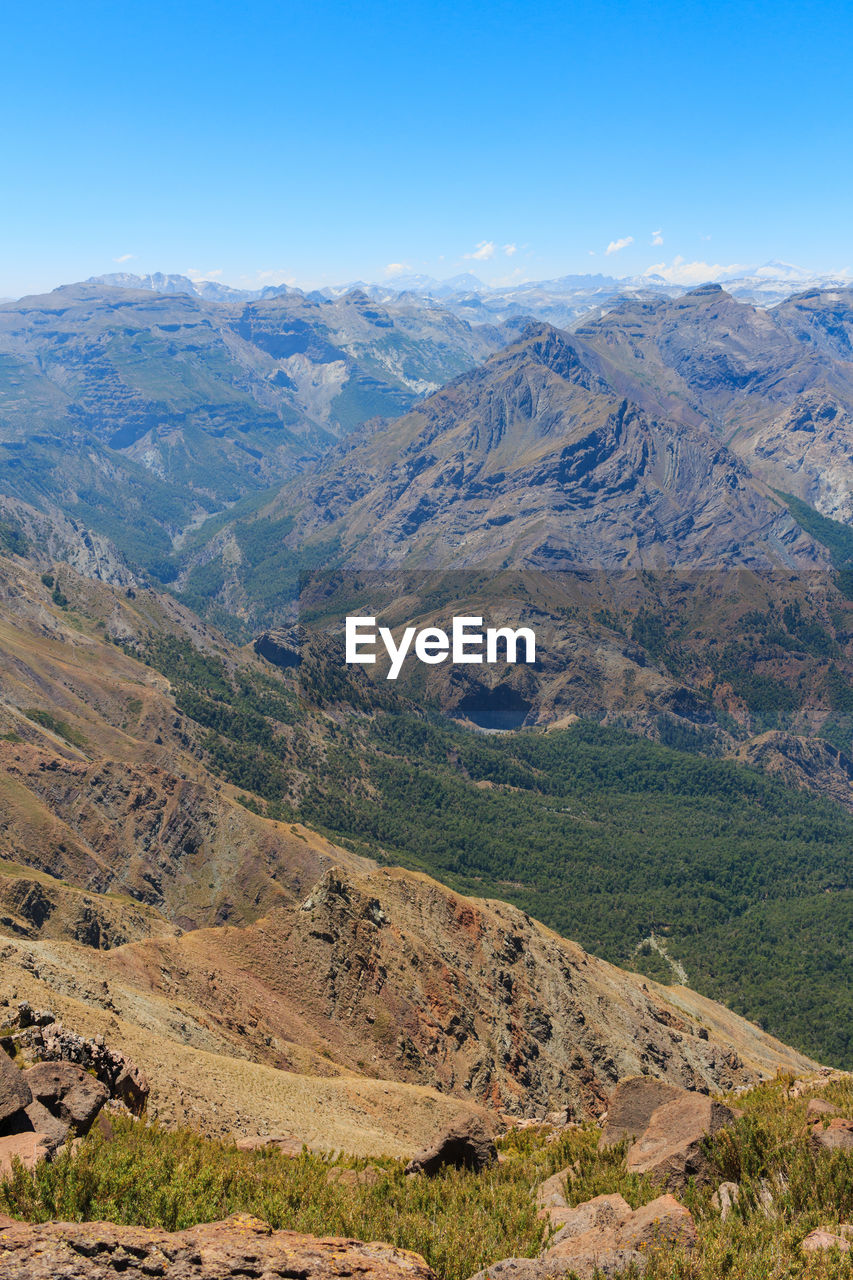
[0,1214,438,1280]
[0,1048,31,1124]
[405,1115,497,1176]
[625,1092,735,1189]
[472,1191,697,1280]
[23,1062,109,1135]
[598,1077,683,1148]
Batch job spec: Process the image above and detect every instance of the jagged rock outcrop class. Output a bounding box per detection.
[20,861,815,1137]
[0,1021,148,1174]
[0,1214,438,1280]
[3,1003,149,1115]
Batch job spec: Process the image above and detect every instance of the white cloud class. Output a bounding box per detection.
[605,236,634,255]
[464,240,496,261]
[186,267,223,281]
[491,267,527,286]
[643,256,746,285]
[113,253,134,263]
[255,268,295,283]
[650,230,663,246]
[503,243,517,257]
[384,262,411,276]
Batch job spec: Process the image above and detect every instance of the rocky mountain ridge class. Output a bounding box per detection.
[250,319,825,574]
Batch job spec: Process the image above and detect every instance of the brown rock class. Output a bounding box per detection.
[113,1063,149,1116]
[805,1098,840,1119]
[0,1048,32,1124]
[535,1168,571,1211]
[546,1194,633,1248]
[599,1077,683,1148]
[23,1062,108,1134]
[465,1262,544,1280]
[473,1192,695,1280]
[801,1229,851,1253]
[469,1248,644,1280]
[0,1131,52,1178]
[618,1194,698,1251]
[626,1093,734,1189]
[810,1117,853,1153]
[0,1214,439,1279]
[23,1099,69,1153]
[405,1115,497,1176]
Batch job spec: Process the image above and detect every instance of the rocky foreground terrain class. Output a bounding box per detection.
[0,1063,850,1279]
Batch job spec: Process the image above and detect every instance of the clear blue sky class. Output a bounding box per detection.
[2,0,851,296]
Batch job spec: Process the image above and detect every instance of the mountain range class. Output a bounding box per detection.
[0,282,502,575]
[2,266,853,1108]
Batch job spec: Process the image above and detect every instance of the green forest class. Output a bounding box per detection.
[138,635,853,1070]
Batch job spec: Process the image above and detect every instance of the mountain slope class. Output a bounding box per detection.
[574,283,853,522]
[1,543,849,1063]
[192,321,823,592]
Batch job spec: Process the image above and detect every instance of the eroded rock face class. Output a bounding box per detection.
[8,1010,150,1118]
[0,1214,438,1280]
[731,733,853,814]
[625,1093,735,1189]
[599,1077,683,1148]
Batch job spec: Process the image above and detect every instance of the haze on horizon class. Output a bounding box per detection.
[2,0,851,299]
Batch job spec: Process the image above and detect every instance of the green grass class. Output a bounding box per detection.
[2,1080,852,1280]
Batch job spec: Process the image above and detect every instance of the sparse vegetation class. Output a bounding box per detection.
[23,708,87,749]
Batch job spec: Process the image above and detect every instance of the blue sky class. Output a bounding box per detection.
[2,0,851,296]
